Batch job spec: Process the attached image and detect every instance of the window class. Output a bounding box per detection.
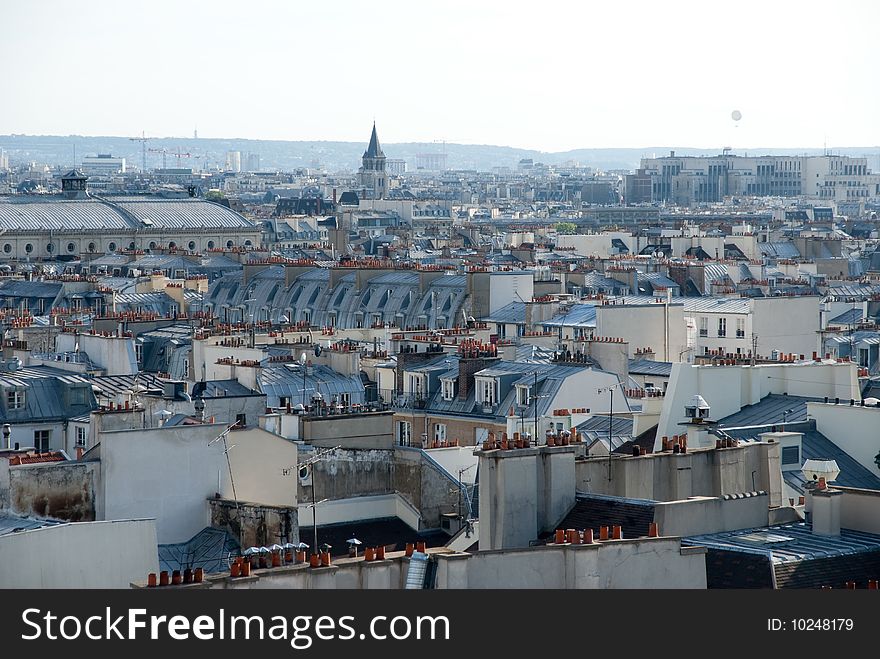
[409,374,425,398]
[34,430,50,453]
[235,413,247,428]
[736,318,745,339]
[718,317,727,337]
[25,243,33,253]
[434,423,447,442]
[207,240,215,249]
[7,390,25,409]
[2,244,10,253]
[699,317,708,337]
[70,387,88,406]
[478,378,496,406]
[398,420,412,446]
[781,445,800,466]
[226,240,234,248]
[135,342,143,365]
[441,379,455,401]
[67,242,76,253]
[108,242,116,252]
[279,396,289,409]
[75,426,87,447]
[517,385,531,406]
[188,241,196,250]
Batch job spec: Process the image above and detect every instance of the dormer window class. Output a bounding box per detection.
[409,373,426,398]
[7,389,25,409]
[516,385,531,406]
[441,379,455,401]
[477,377,497,406]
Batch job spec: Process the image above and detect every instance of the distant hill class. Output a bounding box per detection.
[2,134,879,173]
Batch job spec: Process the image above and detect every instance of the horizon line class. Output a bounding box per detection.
[2,133,880,156]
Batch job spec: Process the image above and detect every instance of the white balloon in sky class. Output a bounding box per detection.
[731,110,742,121]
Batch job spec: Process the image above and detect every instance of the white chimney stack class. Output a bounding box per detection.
[810,484,842,536]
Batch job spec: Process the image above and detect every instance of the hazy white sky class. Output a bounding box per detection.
[2,0,878,152]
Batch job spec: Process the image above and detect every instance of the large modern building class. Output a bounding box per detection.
[640,152,880,205]
[80,154,126,176]
[0,170,262,260]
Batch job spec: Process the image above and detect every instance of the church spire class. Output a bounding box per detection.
[363,121,385,159]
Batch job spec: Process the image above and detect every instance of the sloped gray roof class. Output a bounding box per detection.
[0,196,258,233]
[828,307,863,325]
[716,394,814,427]
[542,304,597,328]
[758,242,801,259]
[0,366,97,423]
[628,359,672,377]
[719,418,880,494]
[205,268,468,329]
[482,301,525,324]
[259,363,365,408]
[683,522,880,564]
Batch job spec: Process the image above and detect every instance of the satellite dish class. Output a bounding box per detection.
[299,353,307,366]
[731,110,742,122]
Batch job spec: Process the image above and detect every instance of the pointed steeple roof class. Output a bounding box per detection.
[363,122,385,159]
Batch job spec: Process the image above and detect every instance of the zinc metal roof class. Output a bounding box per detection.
[542,304,597,328]
[0,280,64,300]
[627,359,673,377]
[683,522,880,564]
[720,419,880,494]
[0,513,62,536]
[0,195,257,233]
[716,394,814,428]
[758,242,802,259]
[828,308,863,325]
[482,301,525,324]
[616,295,752,314]
[109,198,258,230]
[0,198,135,232]
[259,363,365,408]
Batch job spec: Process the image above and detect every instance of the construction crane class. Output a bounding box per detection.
[148,147,168,170]
[171,147,193,168]
[129,131,151,173]
[149,146,194,170]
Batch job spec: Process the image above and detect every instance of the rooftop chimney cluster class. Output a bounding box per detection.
[660,435,689,453]
[457,339,497,358]
[551,522,660,545]
[146,568,204,587]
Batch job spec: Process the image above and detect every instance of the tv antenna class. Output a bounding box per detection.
[208,420,243,547]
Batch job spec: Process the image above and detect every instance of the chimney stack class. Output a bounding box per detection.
[810,486,842,536]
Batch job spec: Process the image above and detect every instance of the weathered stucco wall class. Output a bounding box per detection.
[2,461,98,521]
[209,499,298,549]
[393,448,462,528]
[298,448,395,504]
